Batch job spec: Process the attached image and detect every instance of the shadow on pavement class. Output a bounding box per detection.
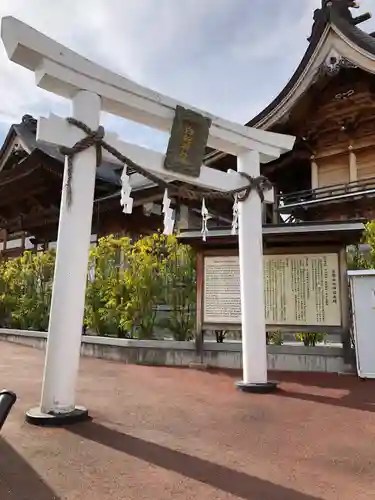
[69,420,323,500]
[210,369,375,413]
[274,372,375,413]
[0,437,59,500]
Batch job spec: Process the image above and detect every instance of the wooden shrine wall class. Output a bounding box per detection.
[315,140,375,188]
[317,153,349,188]
[355,146,375,180]
[283,70,375,192]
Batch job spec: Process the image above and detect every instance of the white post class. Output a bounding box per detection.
[236,150,276,392]
[26,90,101,425]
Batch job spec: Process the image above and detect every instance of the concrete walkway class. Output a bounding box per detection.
[1,342,375,500]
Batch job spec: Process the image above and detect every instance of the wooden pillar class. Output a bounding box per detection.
[177,204,190,230]
[262,205,267,224]
[348,144,357,183]
[3,230,7,252]
[21,232,26,252]
[311,155,319,190]
[0,230,4,257]
[272,196,279,224]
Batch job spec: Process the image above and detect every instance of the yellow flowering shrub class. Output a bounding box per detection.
[0,250,55,330]
[0,233,196,340]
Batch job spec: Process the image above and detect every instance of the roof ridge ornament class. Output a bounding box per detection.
[308,0,371,42]
[21,114,37,132]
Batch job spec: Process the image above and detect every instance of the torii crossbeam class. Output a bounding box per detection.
[1,16,295,426]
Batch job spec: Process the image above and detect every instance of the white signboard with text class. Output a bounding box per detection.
[203,254,341,327]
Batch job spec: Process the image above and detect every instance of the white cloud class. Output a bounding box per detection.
[0,0,375,149]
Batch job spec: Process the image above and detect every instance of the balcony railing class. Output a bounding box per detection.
[277,176,375,213]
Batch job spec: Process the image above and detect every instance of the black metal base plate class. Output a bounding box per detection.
[25,406,89,427]
[235,381,278,394]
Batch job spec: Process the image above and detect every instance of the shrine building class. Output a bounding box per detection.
[1,1,375,255]
[205,0,375,225]
[0,115,194,257]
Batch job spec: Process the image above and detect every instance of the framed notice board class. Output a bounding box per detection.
[196,247,348,333]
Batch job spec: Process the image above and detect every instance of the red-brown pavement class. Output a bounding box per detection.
[1,341,375,500]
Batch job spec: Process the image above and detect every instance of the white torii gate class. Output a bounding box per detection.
[1,17,295,426]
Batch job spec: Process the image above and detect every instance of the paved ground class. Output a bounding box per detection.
[1,342,375,500]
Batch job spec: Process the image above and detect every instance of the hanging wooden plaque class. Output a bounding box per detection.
[164,105,211,178]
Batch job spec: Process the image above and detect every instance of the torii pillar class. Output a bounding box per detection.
[236,150,270,391]
[28,91,101,425]
[1,16,295,426]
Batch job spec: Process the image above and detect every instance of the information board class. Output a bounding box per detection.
[203,254,341,327]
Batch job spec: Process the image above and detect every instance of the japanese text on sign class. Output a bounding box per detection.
[180,124,195,163]
[203,254,341,326]
[164,105,211,178]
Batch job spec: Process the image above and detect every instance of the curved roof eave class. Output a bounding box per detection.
[250,11,375,130]
[205,10,375,166]
[204,19,328,165]
[246,21,328,129]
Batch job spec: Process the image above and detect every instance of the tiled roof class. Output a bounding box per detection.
[12,115,122,186]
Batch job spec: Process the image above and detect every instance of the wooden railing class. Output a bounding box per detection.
[277,176,375,212]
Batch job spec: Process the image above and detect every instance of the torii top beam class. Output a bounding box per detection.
[1,16,295,164]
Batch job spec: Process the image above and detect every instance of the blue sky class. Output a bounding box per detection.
[1,0,375,151]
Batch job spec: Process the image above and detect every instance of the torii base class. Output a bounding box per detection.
[235,381,278,394]
[25,406,89,427]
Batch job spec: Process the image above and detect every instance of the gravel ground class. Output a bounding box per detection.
[1,341,375,500]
